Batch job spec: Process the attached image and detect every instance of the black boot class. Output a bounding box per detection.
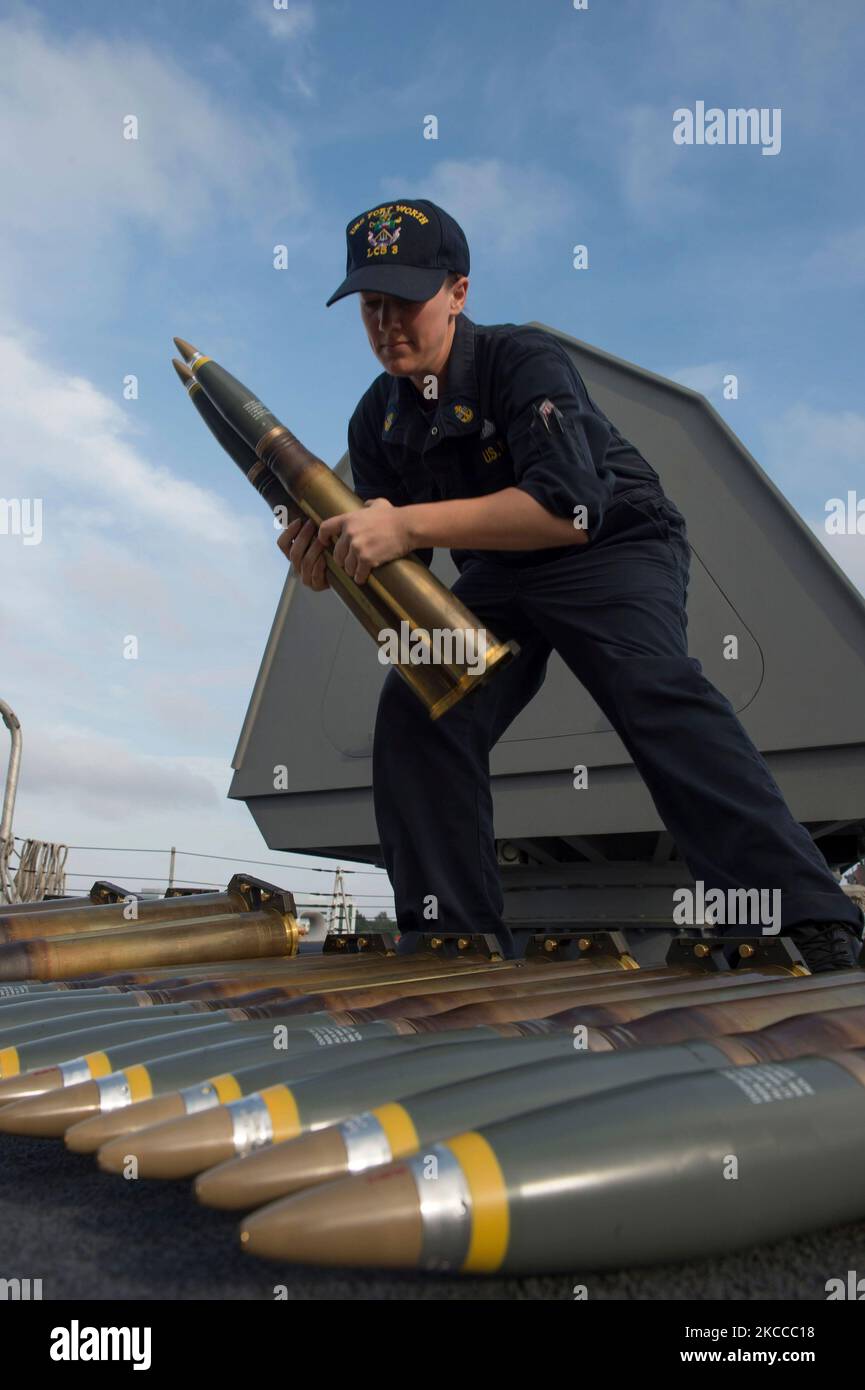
[788,922,863,974]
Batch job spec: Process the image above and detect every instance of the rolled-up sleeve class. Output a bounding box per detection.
[499,338,617,540]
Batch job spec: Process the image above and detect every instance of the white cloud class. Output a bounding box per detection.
[612,3,865,223]
[0,331,377,910]
[256,2,316,42]
[7,733,390,914]
[664,361,734,400]
[655,0,862,97]
[803,224,865,288]
[379,159,577,261]
[0,330,288,804]
[0,13,324,885]
[762,403,865,495]
[253,1,318,99]
[0,16,310,264]
[0,331,240,541]
[17,728,221,816]
[616,103,707,222]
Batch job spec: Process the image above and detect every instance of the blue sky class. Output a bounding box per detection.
[0,0,862,910]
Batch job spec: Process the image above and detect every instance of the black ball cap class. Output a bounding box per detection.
[326,199,470,307]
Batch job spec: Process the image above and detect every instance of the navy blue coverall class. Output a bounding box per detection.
[347,312,863,947]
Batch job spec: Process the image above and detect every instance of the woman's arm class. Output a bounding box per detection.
[316,490,587,585]
[403,487,588,552]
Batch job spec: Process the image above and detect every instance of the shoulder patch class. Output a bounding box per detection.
[535,397,565,432]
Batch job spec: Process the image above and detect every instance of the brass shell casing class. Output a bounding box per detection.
[0,908,302,982]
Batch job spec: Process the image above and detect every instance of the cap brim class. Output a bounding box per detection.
[325,265,449,307]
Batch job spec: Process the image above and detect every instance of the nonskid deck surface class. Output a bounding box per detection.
[2,1128,861,1300]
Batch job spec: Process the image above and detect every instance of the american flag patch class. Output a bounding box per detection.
[536,397,565,432]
